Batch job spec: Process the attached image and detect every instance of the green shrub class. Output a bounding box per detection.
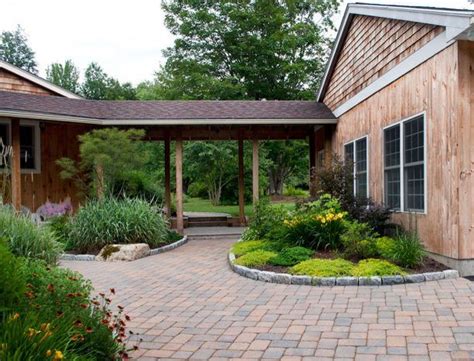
[0,240,25,314]
[283,186,309,197]
[341,221,378,260]
[290,258,354,277]
[377,232,425,268]
[234,250,277,267]
[352,258,406,276]
[269,246,313,266]
[0,207,63,264]
[46,215,71,248]
[68,197,168,253]
[232,240,269,256]
[242,199,289,241]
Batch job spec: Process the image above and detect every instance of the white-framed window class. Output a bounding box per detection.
[344,136,369,198]
[0,119,41,173]
[383,113,426,213]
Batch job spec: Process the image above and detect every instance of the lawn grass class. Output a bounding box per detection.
[184,197,296,217]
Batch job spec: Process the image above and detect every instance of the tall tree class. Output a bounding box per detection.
[81,62,136,100]
[46,60,80,93]
[0,25,37,73]
[155,0,340,100]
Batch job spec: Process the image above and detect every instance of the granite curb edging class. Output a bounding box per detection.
[228,250,460,286]
[60,235,188,261]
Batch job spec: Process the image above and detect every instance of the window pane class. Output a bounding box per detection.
[20,126,35,169]
[355,138,368,198]
[384,125,400,168]
[405,164,424,211]
[344,142,355,195]
[404,116,424,211]
[384,168,401,210]
[404,116,424,165]
[0,124,8,146]
[344,143,354,163]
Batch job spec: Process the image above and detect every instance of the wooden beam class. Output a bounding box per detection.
[324,126,334,167]
[164,137,171,218]
[309,131,317,197]
[238,139,245,225]
[10,119,21,210]
[252,139,259,205]
[175,138,184,233]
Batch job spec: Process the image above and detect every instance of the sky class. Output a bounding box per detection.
[1,0,473,86]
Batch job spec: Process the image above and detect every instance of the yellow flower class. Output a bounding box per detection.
[11,313,20,321]
[40,323,50,332]
[53,350,64,360]
[46,350,52,357]
[27,328,40,337]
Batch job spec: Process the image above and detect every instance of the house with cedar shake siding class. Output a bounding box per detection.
[0,4,473,274]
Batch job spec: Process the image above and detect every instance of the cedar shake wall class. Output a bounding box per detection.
[331,42,474,260]
[0,68,57,96]
[324,15,443,110]
[20,121,92,211]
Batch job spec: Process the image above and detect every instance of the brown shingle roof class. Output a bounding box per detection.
[0,91,335,122]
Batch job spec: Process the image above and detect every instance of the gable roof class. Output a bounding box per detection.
[317,3,474,103]
[0,90,336,125]
[0,60,82,99]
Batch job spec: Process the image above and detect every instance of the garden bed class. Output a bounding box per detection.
[60,235,188,261]
[228,248,458,286]
[228,194,460,286]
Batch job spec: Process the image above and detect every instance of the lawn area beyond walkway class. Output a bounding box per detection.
[183,197,296,217]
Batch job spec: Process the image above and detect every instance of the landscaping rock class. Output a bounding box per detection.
[228,252,236,263]
[358,276,382,286]
[404,274,425,283]
[244,268,259,280]
[96,243,150,262]
[313,277,336,286]
[233,265,249,276]
[258,271,275,283]
[443,270,459,279]
[291,275,312,285]
[424,271,445,281]
[382,275,404,285]
[336,277,358,286]
[271,273,292,284]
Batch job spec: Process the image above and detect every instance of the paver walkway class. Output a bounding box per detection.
[62,238,474,361]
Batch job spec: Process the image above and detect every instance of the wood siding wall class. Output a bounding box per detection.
[324,15,443,110]
[20,122,92,211]
[0,69,57,96]
[331,42,474,260]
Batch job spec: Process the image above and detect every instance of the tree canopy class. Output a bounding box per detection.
[139,0,340,100]
[0,25,37,73]
[46,60,80,93]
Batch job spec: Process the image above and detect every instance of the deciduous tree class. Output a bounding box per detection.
[0,25,37,73]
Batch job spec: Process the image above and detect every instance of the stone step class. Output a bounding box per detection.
[187,233,241,241]
[187,220,229,227]
[187,216,229,222]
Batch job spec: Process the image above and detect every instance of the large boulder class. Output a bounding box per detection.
[96,243,150,262]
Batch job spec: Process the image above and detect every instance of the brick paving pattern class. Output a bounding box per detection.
[62,238,474,361]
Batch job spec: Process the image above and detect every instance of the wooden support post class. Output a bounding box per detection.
[324,126,333,167]
[164,137,171,218]
[309,131,317,197]
[238,139,245,225]
[10,119,21,210]
[252,139,259,205]
[175,138,184,234]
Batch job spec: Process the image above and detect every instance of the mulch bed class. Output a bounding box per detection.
[253,252,448,274]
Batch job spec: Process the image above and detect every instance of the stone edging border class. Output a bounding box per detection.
[228,251,459,286]
[60,235,188,261]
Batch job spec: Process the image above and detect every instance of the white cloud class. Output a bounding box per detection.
[1,0,472,85]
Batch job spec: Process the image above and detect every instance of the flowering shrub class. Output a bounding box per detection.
[36,199,73,220]
[283,208,347,250]
[0,245,137,360]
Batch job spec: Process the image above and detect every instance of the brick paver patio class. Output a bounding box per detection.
[62,238,474,361]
